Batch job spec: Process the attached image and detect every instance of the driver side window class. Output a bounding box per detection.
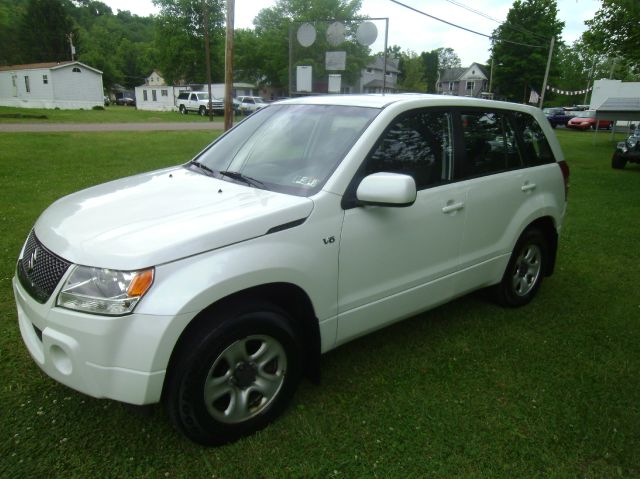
[363,109,453,190]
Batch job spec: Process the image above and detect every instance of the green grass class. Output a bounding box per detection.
[0,105,236,123]
[0,128,639,478]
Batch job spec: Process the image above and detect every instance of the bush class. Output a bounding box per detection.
[92,105,105,111]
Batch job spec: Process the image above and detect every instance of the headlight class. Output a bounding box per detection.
[57,266,154,316]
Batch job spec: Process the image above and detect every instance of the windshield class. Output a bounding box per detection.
[576,110,595,118]
[192,104,379,196]
[198,93,210,100]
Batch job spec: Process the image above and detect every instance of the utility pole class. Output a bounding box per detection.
[584,57,596,105]
[224,0,234,131]
[538,36,555,108]
[203,0,213,122]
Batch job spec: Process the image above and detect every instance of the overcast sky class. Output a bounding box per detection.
[100,0,601,65]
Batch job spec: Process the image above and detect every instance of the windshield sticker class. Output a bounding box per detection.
[293,176,319,187]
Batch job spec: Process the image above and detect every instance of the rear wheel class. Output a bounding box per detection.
[199,106,207,116]
[179,105,187,115]
[164,303,302,446]
[493,228,548,307]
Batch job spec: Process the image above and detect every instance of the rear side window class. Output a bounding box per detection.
[457,110,522,179]
[363,109,453,190]
[178,92,189,100]
[514,112,555,166]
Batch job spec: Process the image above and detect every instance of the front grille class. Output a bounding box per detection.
[17,231,71,303]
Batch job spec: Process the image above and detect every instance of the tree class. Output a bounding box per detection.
[583,0,640,72]
[419,50,436,93]
[397,50,426,92]
[152,0,225,85]
[435,47,461,71]
[490,0,564,102]
[20,0,75,62]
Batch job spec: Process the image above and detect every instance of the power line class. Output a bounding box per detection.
[440,0,549,41]
[388,0,547,49]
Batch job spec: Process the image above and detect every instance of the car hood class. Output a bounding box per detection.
[34,166,314,270]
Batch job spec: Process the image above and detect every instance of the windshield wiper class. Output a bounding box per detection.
[219,170,265,188]
[188,161,216,176]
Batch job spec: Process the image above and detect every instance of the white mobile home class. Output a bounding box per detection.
[0,61,104,109]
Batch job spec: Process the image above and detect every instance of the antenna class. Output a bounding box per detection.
[67,33,76,61]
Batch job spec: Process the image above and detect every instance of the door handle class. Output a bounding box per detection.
[521,182,537,192]
[442,201,464,213]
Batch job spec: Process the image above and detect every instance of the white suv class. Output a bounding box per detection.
[176,91,224,116]
[13,94,568,446]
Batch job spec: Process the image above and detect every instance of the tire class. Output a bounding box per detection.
[612,152,627,169]
[551,123,557,129]
[179,105,187,115]
[199,106,207,116]
[493,228,548,307]
[164,303,302,446]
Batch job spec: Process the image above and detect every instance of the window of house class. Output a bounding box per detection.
[466,81,474,91]
[24,76,30,93]
[143,90,148,101]
[457,110,522,179]
[12,75,18,96]
[448,82,454,91]
[72,67,81,73]
[161,89,168,97]
[152,90,157,101]
[42,75,48,84]
[363,109,453,190]
[366,68,373,73]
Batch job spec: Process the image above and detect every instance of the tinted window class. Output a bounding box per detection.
[458,111,522,178]
[363,109,453,190]
[513,112,555,166]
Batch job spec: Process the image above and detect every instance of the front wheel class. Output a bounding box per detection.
[612,151,627,169]
[164,303,302,446]
[493,228,548,307]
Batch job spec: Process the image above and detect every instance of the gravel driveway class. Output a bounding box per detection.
[0,122,226,133]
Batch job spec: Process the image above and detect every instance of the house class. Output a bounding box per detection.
[436,63,488,97]
[135,70,259,111]
[0,61,104,109]
[354,56,400,94]
[134,71,177,111]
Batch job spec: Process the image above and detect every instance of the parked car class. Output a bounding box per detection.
[612,124,640,169]
[236,95,267,115]
[176,91,224,116]
[13,94,569,446]
[543,107,574,128]
[115,96,136,106]
[566,110,613,130]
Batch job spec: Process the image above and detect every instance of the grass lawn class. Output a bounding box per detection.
[0,128,638,478]
[0,105,242,123]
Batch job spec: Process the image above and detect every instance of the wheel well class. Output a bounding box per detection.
[526,217,558,276]
[163,283,321,398]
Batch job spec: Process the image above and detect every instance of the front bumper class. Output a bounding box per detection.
[13,275,180,405]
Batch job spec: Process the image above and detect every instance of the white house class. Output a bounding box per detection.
[590,79,640,110]
[135,70,259,111]
[0,61,104,109]
[135,71,177,111]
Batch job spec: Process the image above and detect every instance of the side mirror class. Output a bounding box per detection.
[356,172,417,207]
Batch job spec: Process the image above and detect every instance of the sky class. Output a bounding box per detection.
[100,0,601,65]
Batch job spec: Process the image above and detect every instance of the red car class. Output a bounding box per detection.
[567,110,613,130]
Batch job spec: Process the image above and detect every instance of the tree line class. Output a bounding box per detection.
[0,0,637,102]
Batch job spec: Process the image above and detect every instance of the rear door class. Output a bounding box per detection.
[453,109,559,293]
